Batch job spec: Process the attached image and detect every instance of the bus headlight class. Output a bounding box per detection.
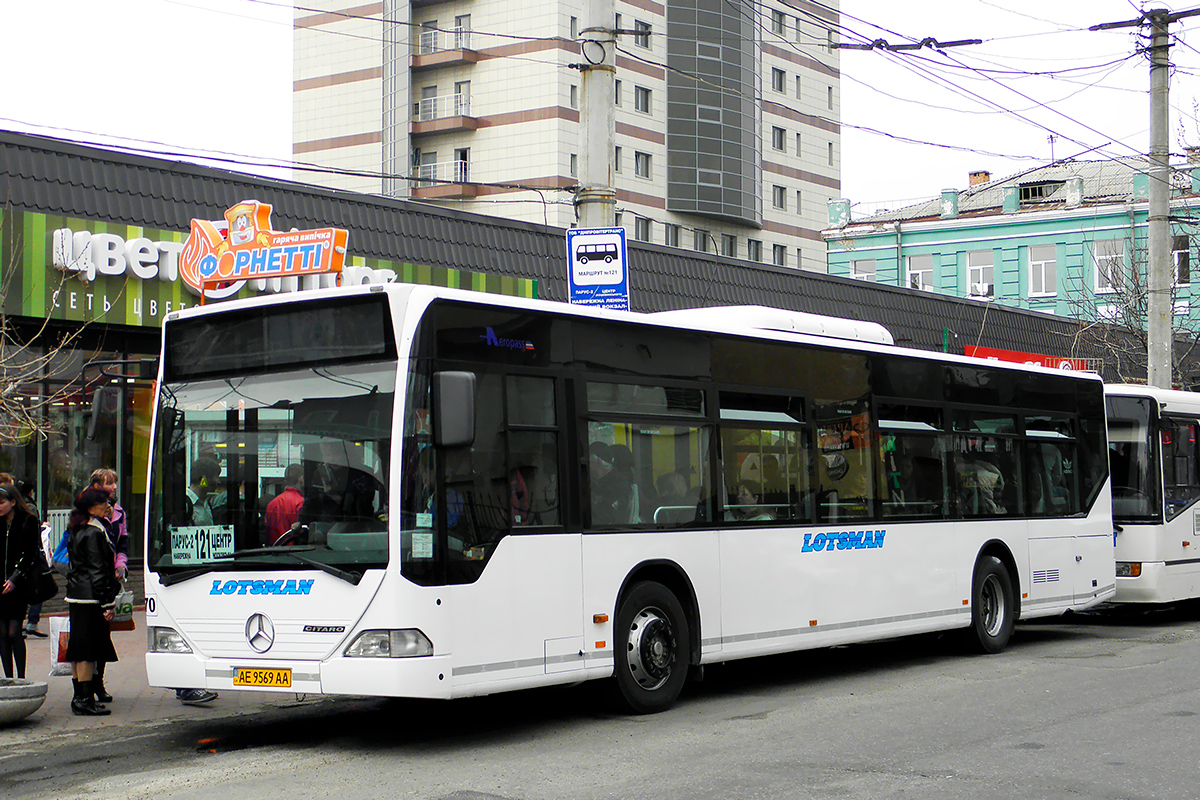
[344,629,433,658]
[1116,562,1142,578]
[148,627,193,654]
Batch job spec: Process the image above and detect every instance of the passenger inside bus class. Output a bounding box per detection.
[590,442,639,525]
[729,480,774,522]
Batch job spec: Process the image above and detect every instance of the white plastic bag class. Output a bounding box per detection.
[49,616,71,677]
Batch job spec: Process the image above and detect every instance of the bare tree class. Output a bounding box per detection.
[0,225,101,445]
[1060,234,1200,385]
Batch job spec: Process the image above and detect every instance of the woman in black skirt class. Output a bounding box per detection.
[0,483,41,678]
[65,488,120,716]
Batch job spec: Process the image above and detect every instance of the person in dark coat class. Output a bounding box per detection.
[0,483,40,678]
[65,488,120,716]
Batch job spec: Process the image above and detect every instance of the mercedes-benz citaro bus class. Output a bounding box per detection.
[144,282,1114,713]
[1106,384,1200,603]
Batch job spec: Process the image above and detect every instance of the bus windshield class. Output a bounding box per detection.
[146,361,396,578]
[1106,395,1160,523]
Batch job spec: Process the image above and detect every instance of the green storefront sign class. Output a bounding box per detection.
[1,209,537,327]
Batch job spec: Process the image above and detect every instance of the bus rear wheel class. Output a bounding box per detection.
[613,581,690,714]
[968,555,1015,654]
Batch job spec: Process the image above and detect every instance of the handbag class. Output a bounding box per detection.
[24,562,59,605]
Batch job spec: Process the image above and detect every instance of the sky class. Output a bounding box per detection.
[2,0,1198,218]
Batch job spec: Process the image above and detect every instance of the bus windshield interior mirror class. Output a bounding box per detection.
[433,371,476,447]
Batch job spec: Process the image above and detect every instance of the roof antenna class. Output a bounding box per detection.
[1047,134,1057,163]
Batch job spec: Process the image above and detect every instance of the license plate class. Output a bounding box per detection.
[233,667,292,688]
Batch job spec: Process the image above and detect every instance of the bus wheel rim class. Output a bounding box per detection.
[627,607,674,691]
[980,573,1005,637]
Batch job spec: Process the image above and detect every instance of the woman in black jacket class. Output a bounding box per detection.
[65,488,120,716]
[0,483,40,679]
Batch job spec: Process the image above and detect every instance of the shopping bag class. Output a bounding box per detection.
[110,589,135,632]
[49,617,71,677]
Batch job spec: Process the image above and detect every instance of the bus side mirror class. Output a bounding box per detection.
[433,371,476,448]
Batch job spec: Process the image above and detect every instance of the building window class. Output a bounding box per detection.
[773,244,787,266]
[634,151,651,178]
[772,68,786,93]
[795,16,803,42]
[748,239,762,262]
[634,85,651,113]
[827,27,836,52]
[795,75,802,99]
[1094,238,1124,293]
[454,15,471,48]
[570,153,577,177]
[614,146,621,172]
[665,224,680,248]
[1029,244,1057,297]
[694,229,710,252]
[722,234,737,257]
[453,80,471,115]
[1176,300,1190,316]
[570,84,578,109]
[795,190,802,214]
[907,254,934,291]
[851,259,875,281]
[772,185,786,210]
[1174,234,1191,286]
[772,127,786,151]
[633,20,651,48]
[615,212,622,228]
[771,9,785,35]
[827,86,834,109]
[570,15,578,38]
[795,132,802,154]
[614,80,621,105]
[967,250,994,297]
[828,141,834,166]
[634,217,652,242]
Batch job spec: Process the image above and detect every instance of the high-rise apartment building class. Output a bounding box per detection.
[294,0,840,271]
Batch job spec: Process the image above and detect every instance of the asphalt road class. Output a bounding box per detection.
[6,603,1200,800]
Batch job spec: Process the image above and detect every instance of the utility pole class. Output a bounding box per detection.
[574,0,617,229]
[1091,8,1200,388]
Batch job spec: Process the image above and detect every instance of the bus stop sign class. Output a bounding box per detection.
[566,228,629,310]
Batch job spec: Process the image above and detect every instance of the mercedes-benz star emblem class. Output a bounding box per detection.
[246,613,275,653]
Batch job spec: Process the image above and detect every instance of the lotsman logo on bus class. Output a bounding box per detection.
[480,327,534,351]
[208,579,315,596]
[801,529,885,553]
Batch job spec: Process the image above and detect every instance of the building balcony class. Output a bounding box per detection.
[410,94,479,135]
[411,28,480,70]
[411,160,479,199]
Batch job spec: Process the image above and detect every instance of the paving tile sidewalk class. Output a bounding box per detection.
[0,610,303,743]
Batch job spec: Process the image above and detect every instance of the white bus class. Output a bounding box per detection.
[144,283,1114,713]
[1107,384,1200,603]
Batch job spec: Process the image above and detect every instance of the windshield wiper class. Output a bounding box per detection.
[159,565,219,587]
[221,547,364,585]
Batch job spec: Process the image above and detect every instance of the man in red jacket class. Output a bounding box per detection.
[265,464,305,545]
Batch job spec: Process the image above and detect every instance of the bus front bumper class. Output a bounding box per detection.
[145,652,454,699]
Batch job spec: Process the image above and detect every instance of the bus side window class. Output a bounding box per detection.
[1162,419,1200,520]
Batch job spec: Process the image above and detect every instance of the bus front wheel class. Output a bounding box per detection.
[612,581,690,713]
[968,555,1015,654]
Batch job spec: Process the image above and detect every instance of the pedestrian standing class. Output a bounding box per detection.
[84,468,128,703]
[65,488,119,716]
[0,483,41,679]
[18,479,47,638]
